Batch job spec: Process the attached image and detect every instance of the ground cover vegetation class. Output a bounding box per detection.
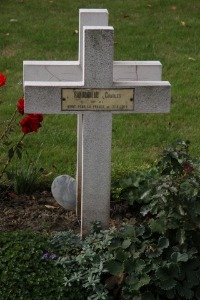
[1,0,200,299]
[1,141,200,299]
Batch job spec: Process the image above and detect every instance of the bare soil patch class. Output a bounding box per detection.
[0,185,134,235]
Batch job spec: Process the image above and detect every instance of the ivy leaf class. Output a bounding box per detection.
[105,260,124,276]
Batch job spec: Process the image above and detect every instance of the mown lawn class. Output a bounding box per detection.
[0,0,199,183]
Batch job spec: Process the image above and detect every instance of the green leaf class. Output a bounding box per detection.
[109,238,121,250]
[105,260,124,276]
[122,238,131,249]
[171,252,188,262]
[135,225,145,237]
[158,278,177,290]
[140,189,151,200]
[149,219,165,234]
[157,237,169,250]
[138,274,151,287]
[120,177,132,188]
[143,262,153,273]
[134,259,146,273]
[156,264,179,281]
[116,249,128,262]
[140,206,150,216]
[121,225,136,238]
[176,229,185,245]
[124,259,135,273]
[126,274,150,290]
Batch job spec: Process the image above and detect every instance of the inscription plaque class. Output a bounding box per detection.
[61,88,134,111]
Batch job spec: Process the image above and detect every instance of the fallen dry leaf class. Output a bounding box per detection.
[123,15,129,19]
[105,273,125,290]
[170,6,177,11]
[188,57,196,61]
[45,205,58,209]
[43,172,53,177]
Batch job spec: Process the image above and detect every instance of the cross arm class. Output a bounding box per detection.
[24,80,170,114]
[23,60,162,82]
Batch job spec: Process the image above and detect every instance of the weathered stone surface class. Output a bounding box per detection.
[51,175,76,210]
[23,9,171,237]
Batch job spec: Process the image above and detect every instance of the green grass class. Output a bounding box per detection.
[0,0,200,184]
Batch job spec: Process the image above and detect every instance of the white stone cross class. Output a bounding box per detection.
[23,9,170,236]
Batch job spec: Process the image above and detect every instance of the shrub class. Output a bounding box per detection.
[0,230,65,300]
[108,140,200,299]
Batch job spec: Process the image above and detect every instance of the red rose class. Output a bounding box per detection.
[17,98,25,115]
[28,113,43,123]
[0,73,6,87]
[20,114,43,134]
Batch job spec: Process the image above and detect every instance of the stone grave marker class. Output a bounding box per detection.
[23,9,171,236]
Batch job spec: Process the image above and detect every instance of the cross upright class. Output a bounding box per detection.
[23,9,171,236]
